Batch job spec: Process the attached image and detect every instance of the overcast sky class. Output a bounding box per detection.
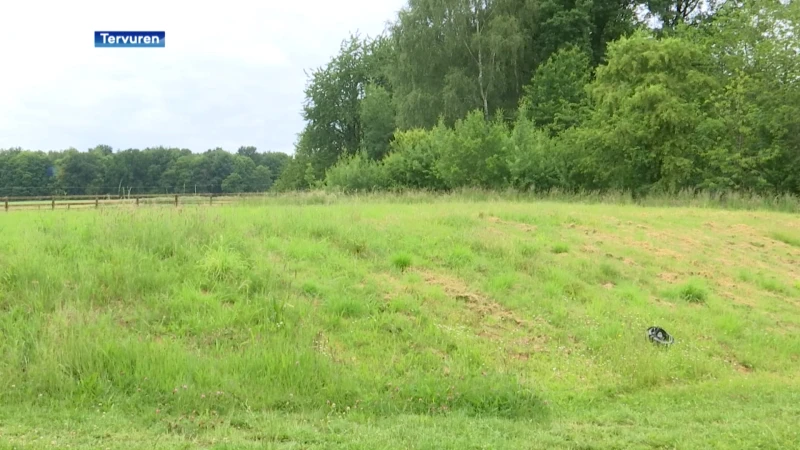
[0,0,406,155]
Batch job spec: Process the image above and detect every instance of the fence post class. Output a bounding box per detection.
[4,197,7,212]
[175,194,179,207]
[209,194,213,205]
[136,197,139,206]
[95,197,99,208]
[51,197,55,210]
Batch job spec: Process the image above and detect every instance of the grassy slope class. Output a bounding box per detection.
[0,196,799,449]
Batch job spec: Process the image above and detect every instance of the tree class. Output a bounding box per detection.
[299,34,385,173]
[237,146,258,160]
[57,149,108,195]
[695,0,800,193]
[583,31,721,193]
[386,0,638,129]
[388,0,526,127]
[251,165,273,192]
[642,0,723,31]
[0,150,54,196]
[522,45,593,135]
[221,173,245,193]
[259,152,291,179]
[90,144,114,156]
[360,83,396,159]
[435,110,511,189]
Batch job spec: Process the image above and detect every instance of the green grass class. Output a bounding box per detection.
[770,230,800,248]
[1,196,799,448]
[677,278,709,304]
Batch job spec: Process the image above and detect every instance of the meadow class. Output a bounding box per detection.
[1,192,799,449]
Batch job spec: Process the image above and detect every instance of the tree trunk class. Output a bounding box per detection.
[476,14,489,120]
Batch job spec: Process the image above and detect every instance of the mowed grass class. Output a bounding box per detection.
[0,195,799,448]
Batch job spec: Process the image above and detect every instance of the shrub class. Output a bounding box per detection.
[383,127,448,190]
[435,110,511,189]
[324,152,390,193]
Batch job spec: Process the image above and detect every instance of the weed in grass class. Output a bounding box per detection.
[302,281,322,297]
[551,243,569,254]
[679,278,708,304]
[738,269,796,296]
[325,296,369,318]
[757,277,791,295]
[391,253,413,271]
[770,231,800,248]
[517,243,540,259]
[598,262,621,283]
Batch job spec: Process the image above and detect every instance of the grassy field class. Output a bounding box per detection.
[1,194,799,449]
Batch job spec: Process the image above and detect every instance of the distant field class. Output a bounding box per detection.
[0,194,798,448]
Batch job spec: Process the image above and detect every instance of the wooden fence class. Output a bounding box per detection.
[2,193,265,212]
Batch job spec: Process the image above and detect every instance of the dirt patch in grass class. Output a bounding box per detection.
[506,334,551,361]
[652,297,676,308]
[622,257,637,266]
[485,216,536,233]
[415,269,551,355]
[731,360,753,374]
[629,240,684,259]
[575,225,599,236]
[484,226,508,238]
[719,343,754,374]
[728,223,761,236]
[418,269,531,326]
[659,272,679,283]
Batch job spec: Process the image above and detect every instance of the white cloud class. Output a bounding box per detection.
[0,0,405,154]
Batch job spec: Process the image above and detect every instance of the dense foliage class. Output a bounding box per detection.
[276,0,800,197]
[2,0,797,198]
[0,146,289,197]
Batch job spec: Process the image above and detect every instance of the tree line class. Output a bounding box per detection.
[0,146,290,197]
[2,0,797,199]
[273,0,800,197]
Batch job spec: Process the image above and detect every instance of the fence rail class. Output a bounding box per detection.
[2,193,262,212]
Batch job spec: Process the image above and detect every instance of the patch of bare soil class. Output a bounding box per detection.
[508,335,550,361]
[731,360,753,373]
[603,252,638,266]
[580,244,599,254]
[629,239,684,259]
[418,269,532,327]
[485,216,537,233]
[652,297,676,308]
[728,223,761,236]
[484,226,508,237]
[658,272,679,283]
[719,343,754,374]
[575,225,599,235]
[416,269,551,359]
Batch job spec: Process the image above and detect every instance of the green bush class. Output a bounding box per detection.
[324,152,391,193]
[507,110,561,192]
[383,128,448,190]
[435,110,511,190]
